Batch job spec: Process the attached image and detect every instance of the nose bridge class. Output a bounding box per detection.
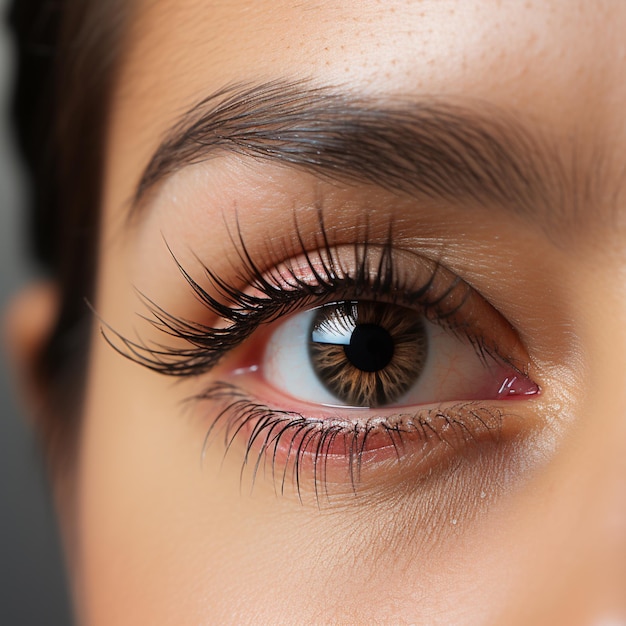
[578,407,626,587]
[583,298,626,565]
[516,397,626,624]
[594,409,626,541]
[550,325,626,617]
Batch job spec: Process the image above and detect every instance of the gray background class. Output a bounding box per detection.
[0,1,73,623]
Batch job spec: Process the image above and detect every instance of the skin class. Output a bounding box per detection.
[7,0,626,623]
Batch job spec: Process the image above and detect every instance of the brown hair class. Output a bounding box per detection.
[9,0,130,458]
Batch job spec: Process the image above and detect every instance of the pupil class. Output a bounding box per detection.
[344,324,394,372]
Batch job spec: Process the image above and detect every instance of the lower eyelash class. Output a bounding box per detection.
[193,381,507,503]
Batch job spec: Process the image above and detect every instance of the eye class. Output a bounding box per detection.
[103,236,541,497]
[258,299,533,409]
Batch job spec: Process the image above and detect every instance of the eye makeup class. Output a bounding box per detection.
[103,212,540,498]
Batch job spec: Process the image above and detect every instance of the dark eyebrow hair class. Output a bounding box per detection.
[133,81,569,220]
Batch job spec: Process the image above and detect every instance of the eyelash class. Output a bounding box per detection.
[193,381,506,502]
[102,216,533,499]
[106,233,496,375]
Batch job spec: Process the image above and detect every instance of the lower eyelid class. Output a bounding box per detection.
[193,380,537,499]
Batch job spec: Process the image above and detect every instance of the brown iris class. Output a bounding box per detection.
[308,301,428,407]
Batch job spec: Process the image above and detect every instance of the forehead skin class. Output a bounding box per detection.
[77,1,626,624]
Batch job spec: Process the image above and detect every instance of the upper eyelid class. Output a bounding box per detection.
[101,231,531,383]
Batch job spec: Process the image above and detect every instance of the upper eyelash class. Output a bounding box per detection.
[101,216,480,377]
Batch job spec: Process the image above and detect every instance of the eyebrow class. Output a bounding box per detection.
[133,81,569,221]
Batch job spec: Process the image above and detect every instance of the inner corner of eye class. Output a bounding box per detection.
[227,298,539,412]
